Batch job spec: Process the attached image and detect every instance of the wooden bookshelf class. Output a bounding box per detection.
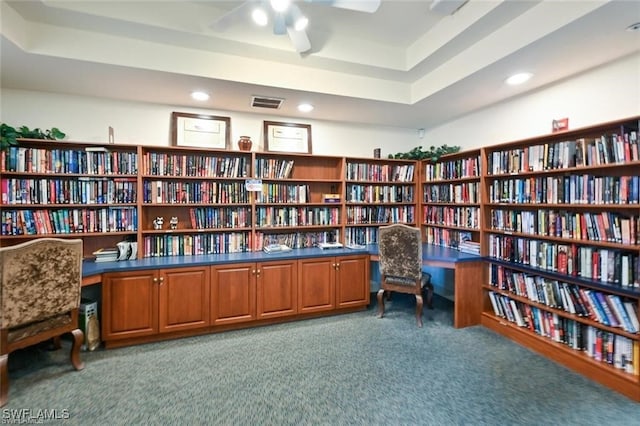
[420,149,481,252]
[344,157,418,245]
[479,116,640,402]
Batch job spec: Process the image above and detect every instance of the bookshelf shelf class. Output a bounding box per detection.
[480,116,640,401]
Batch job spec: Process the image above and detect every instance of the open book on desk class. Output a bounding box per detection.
[263,244,292,253]
[317,242,344,250]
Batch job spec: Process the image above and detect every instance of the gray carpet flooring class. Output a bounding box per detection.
[5,295,640,425]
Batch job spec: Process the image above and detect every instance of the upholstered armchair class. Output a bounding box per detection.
[377,224,425,327]
[0,238,85,407]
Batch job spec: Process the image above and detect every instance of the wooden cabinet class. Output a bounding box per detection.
[102,266,210,343]
[344,157,418,245]
[479,116,640,402]
[211,259,298,325]
[298,255,369,313]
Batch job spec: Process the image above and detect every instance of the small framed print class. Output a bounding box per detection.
[263,121,312,154]
[171,112,231,149]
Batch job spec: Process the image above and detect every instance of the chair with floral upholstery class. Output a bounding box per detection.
[0,238,85,407]
[377,224,425,327]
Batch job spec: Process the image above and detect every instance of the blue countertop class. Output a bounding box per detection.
[82,244,483,278]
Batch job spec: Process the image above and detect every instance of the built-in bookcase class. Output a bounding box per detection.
[420,150,481,252]
[253,152,343,250]
[0,140,138,257]
[139,146,253,257]
[479,116,640,402]
[344,157,417,245]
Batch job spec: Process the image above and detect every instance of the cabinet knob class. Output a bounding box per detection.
[252,269,256,275]
[159,277,164,285]
[153,277,158,283]
[256,269,261,276]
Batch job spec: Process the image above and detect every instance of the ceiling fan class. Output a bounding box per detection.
[210,0,381,54]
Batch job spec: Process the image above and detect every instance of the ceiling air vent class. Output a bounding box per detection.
[251,96,284,109]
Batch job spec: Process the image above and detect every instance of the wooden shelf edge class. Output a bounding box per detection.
[481,312,640,402]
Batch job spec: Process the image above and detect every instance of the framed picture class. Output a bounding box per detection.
[263,121,312,154]
[171,112,231,149]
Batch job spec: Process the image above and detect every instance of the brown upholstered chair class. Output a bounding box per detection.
[0,238,85,407]
[377,224,424,327]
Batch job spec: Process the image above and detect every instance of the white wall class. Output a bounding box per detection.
[0,89,420,158]
[422,52,640,149]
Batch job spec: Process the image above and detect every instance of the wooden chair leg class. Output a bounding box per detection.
[377,289,385,318]
[70,329,85,371]
[415,294,424,328]
[0,354,8,408]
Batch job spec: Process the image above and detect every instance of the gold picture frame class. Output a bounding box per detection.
[171,112,231,149]
[263,121,312,154]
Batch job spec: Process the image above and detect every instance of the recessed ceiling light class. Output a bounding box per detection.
[252,7,268,26]
[297,103,314,113]
[270,0,291,13]
[191,91,210,101]
[505,72,532,86]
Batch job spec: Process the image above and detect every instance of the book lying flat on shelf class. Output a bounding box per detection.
[92,248,119,263]
[317,242,344,250]
[263,244,292,253]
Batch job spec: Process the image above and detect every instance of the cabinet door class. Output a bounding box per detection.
[257,260,298,319]
[159,266,210,333]
[336,255,370,308]
[211,263,256,325]
[102,270,158,341]
[298,257,335,313]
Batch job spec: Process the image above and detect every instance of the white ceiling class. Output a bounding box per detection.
[1,0,639,130]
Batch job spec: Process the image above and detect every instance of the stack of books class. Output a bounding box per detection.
[458,240,480,255]
[93,248,119,263]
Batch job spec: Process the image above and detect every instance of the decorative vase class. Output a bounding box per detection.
[238,136,252,151]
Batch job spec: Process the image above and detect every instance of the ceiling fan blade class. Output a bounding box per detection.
[287,27,312,53]
[325,0,381,13]
[209,1,253,32]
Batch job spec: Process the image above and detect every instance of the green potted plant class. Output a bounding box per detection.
[389,144,460,162]
[1,123,66,150]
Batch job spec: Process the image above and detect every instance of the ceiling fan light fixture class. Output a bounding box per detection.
[252,7,269,26]
[270,0,291,13]
[506,72,532,86]
[289,5,308,31]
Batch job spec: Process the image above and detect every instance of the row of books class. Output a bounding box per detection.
[255,206,341,228]
[254,158,295,179]
[489,209,639,245]
[422,182,479,203]
[424,227,475,249]
[489,175,640,205]
[188,207,252,230]
[423,206,479,229]
[346,184,414,204]
[345,206,415,225]
[488,291,639,375]
[345,162,415,183]
[143,232,250,257]
[143,181,249,204]
[142,152,249,178]
[2,207,137,236]
[2,177,137,205]
[488,236,640,288]
[489,265,639,332]
[487,131,639,175]
[345,226,379,246]
[254,184,310,204]
[1,146,138,175]
[423,156,481,181]
[255,230,340,250]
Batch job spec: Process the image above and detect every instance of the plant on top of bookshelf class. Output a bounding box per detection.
[389,144,460,161]
[1,123,66,149]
